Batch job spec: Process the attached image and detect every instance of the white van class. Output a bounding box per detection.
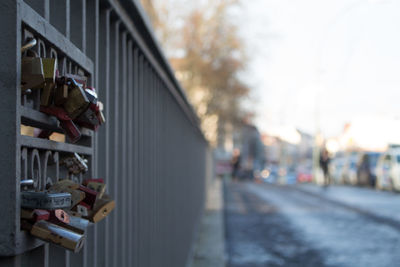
[376,148,400,191]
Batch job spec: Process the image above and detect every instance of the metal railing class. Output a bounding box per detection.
[0,0,208,266]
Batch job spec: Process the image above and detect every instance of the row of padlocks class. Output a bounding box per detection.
[19,38,114,253]
[21,38,105,143]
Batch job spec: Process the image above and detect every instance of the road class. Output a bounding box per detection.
[224,181,400,267]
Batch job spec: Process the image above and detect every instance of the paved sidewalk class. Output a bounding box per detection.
[189,178,226,267]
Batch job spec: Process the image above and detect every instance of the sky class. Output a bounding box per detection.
[238,0,400,140]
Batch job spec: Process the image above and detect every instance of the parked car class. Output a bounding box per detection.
[357,152,381,187]
[341,153,359,185]
[285,166,297,184]
[297,161,313,183]
[376,149,400,191]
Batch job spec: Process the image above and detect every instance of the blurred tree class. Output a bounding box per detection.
[141,0,250,147]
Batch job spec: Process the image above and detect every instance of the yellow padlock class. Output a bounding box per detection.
[40,58,57,106]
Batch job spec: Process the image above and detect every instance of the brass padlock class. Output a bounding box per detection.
[49,179,80,191]
[86,196,115,223]
[49,180,85,207]
[63,78,90,119]
[21,57,44,91]
[42,58,57,83]
[40,58,57,106]
[55,83,69,106]
[30,220,85,252]
[53,215,90,235]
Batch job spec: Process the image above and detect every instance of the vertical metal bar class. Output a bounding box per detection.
[138,54,144,267]
[92,1,99,266]
[154,76,160,267]
[84,1,97,266]
[112,19,121,267]
[49,245,67,267]
[49,0,68,36]
[133,48,139,267]
[82,0,86,53]
[66,0,70,39]
[143,60,148,266]
[148,65,153,267]
[153,69,158,267]
[23,0,46,18]
[152,69,156,267]
[44,0,50,20]
[121,30,128,267]
[127,39,134,267]
[143,61,150,267]
[0,0,20,259]
[96,7,111,267]
[69,0,84,50]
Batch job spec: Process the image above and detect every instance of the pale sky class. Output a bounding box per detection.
[238,0,400,139]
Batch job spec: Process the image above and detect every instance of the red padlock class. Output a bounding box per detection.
[40,106,81,143]
[83,178,104,185]
[21,209,50,222]
[78,185,98,209]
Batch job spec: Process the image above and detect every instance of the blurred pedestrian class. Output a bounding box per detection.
[231,148,241,181]
[320,147,330,186]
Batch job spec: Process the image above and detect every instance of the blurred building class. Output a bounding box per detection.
[262,128,313,168]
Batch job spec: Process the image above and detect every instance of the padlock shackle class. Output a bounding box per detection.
[21,38,37,53]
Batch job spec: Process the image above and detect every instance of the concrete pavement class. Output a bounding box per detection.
[189,178,226,267]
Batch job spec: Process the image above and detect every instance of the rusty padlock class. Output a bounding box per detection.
[60,153,88,175]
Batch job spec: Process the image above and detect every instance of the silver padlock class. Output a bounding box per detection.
[21,191,71,210]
